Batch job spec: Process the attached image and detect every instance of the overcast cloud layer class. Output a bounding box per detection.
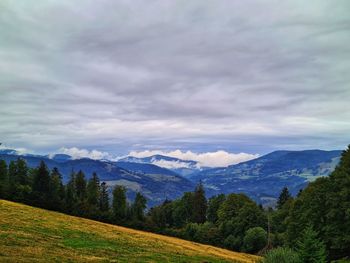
[1,0,350,160]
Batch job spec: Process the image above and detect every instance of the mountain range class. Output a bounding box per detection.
[0,148,342,206]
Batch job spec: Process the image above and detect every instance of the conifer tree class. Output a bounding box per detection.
[32,161,51,207]
[132,192,147,221]
[296,225,327,263]
[277,187,292,209]
[0,160,8,198]
[112,185,127,222]
[87,172,100,208]
[74,170,87,215]
[65,171,77,213]
[49,167,65,211]
[8,158,30,201]
[75,170,87,201]
[192,182,207,223]
[99,181,109,212]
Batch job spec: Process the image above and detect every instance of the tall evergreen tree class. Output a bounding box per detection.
[277,187,292,209]
[65,171,77,213]
[75,170,87,201]
[296,225,327,263]
[74,170,87,215]
[8,158,30,202]
[49,167,65,211]
[132,192,147,221]
[0,160,8,198]
[112,185,127,222]
[192,182,207,223]
[87,172,100,207]
[32,161,51,208]
[99,181,109,212]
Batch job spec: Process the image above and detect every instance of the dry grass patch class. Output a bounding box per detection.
[0,200,260,262]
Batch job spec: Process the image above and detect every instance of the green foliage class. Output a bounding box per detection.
[192,182,207,223]
[207,194,226,223]
[260,247,301,263]
[2,146,350,260]
[149,199,173,228]
[224,234,242,251]
[296,225,327,263]
[99,181,109,212]
[8,159,30,201]
[87,172,100,208]
[31,161,51,208]
[75,170,87,201]
[218,193,255,222]
[112,185,127,222]
[65,171,77,213]
[194,222,221,245]
[132,192,147,221]
[286,146,350,259]
[218,193,267,251]
[49,167,65,211]
[0,160,8,198]
[277,187,292,209]
[242,227,267,253]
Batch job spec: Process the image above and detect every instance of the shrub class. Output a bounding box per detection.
[260,247,301,263]
[242,227,267,253]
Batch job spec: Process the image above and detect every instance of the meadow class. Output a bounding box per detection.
[0,200,259,262]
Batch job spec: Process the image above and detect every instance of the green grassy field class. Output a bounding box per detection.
[0,200,259,262]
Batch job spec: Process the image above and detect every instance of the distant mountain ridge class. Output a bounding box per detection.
[118,154,202,177]
[192,149,342,206]
[0,148,343,207]
[0,151,194,207]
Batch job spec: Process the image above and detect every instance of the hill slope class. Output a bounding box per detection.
[119,154,201,177]
[0,200,259,263]
[0,153,194,207]
[192,150,341,205]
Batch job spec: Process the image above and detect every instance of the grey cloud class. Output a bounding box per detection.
[0,0,349,154]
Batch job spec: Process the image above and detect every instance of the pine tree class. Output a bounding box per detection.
[0,160,8,198]
[192,182,207,223]
[65,171,77,213]
[8,158,30,202]
[277,187,292,209]
[32,161,51,207]
[99,181,109,212]
[75,170,87,201]
[74,170,87,215]
[49,167,64,211]
[132,192,147,221]
[112,185,127,223]
[16,158,29,186]
[87,172,100,207]
[296,225,327,263]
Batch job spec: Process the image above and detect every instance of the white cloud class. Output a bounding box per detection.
[151,159,196,169]
[57,147,112,160]
[0,144,30,155]
[128,150,259,168]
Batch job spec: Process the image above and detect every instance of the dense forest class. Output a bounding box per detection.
[1,146,349,262]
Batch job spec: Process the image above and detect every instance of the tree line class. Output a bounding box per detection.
[0,160,146,225]
[1,146,350,262]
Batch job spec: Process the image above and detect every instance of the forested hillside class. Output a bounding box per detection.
[1,146,350,261]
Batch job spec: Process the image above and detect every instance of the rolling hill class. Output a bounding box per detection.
[0,200,259,263]
[119,154,201,177]
[0,152,194,207]
[192,150,342,206]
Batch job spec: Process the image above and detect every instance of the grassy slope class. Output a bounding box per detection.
[0,200,259,263]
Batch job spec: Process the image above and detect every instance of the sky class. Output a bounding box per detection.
[0,1,350,167]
